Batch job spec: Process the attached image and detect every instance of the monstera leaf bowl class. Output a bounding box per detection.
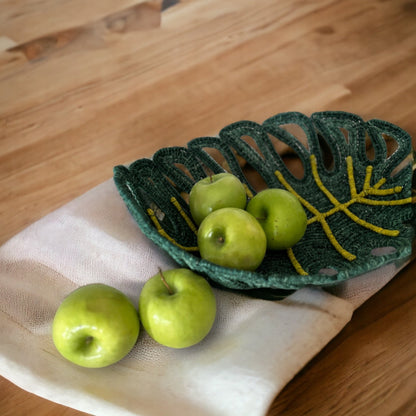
[113,111,415,298]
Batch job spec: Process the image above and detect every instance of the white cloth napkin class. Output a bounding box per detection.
[0,180,412,416]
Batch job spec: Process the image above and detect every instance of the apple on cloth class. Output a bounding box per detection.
[139,268,217,349]
[0,179,412,416]
[52,283,141,368]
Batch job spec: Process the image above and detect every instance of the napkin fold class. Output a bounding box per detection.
[0,180,411,416]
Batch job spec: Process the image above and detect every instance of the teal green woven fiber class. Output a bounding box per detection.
[113,111,415,298]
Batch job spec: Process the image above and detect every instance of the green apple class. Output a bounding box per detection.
[138,268,216,349]
[246,188,307,250]
[197,207,267,271]
[52,283,140,368]
[189,172,247,225]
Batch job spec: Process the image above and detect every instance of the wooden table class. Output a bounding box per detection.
[1,0,415,414]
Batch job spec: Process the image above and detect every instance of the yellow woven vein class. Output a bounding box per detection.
[287,248,308,275]
[312,156,401,237]
[275,165,356,263]
[170,197,198,235]
[274,154,415,275]
[147,208,198,252]
[243,183,254,199]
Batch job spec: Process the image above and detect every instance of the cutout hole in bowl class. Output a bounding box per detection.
[383,133,399,158]
[319,267,338,276]
[202,148,230,174]
[267,133,305,179]
[173,163,196,181]
[240,135,265,160]
[339,127,350,143]
[365,132,376,162]
[318,133,335,171]
[279,123,310,149]
[371,246,397,256]
[390,151,414,178]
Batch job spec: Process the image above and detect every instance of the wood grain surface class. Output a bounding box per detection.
[1,0,415,415]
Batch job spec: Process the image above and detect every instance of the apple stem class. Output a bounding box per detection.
[159,268,174,295]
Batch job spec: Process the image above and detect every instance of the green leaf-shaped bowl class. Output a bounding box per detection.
[114,111,415,298]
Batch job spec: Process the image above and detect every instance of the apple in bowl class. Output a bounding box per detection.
[246,188,307,250]
[197,207,267,271]
[189,172,247,225]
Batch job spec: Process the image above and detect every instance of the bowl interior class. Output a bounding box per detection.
[114,111,415,298]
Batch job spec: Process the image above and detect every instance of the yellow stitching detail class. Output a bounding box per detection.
[312,155,402,237]
[170,197,198,235]
[366,186,401,196]
[319,218,357,261]
[372,177,387,190]
[347,156,357,198]
[341,208,399,236]
[287,248,308,275]
[147,208,199,252]
[275,169,320,215]
[358,196,415,205]
[363,165,373,191]
[274,155,414,275]
[243,183,254,199]
[310,155,338,205]
[276,163,356,261]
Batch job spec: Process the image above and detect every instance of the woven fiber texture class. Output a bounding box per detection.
[113,111,415,296]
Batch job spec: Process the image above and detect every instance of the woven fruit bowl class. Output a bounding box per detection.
[113,111,416,299]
